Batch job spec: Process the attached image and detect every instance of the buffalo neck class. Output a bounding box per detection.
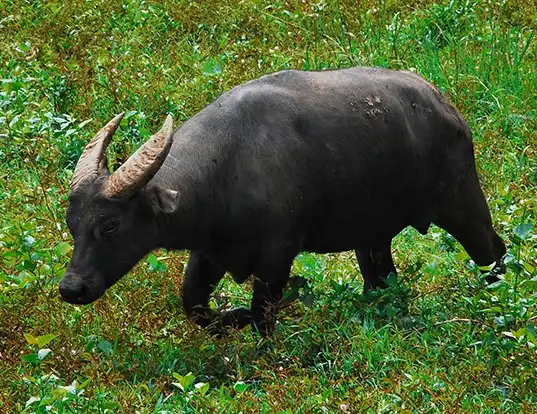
[151,180,215,252]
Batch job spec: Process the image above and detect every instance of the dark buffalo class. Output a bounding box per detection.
[59,67,505,336]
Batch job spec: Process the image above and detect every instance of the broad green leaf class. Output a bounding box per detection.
[234,381,248,393]
[40,396,54,406]
[23,332,38,345]
[386,272,398,285]
[478,263,495,272]
[514,223,533,241]
[182,373,195,389]
[147,254,167,272]
[172,372,195,392]
[523,262,535,274]
[52,388,68,399]
[523,279,537,289]
[21,259,36,271]
[486,280,505,290]
[513,328,527,340]
[22,353,39,364]
[36,334,57,348]
[23,235,35,248]
[55,241,72,256]
[97,340,112,356]
[195,382,210,396]
[147,254,159,269]
[7,81,23,92]
[85,335,98,352]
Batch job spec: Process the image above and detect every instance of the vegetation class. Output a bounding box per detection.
[1,0,536,412]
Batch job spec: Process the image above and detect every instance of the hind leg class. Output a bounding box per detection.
[250,249,295,337]
[355,241,397,293]
[434,175,506,283]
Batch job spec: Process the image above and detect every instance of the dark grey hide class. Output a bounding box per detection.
[60,67,506,336]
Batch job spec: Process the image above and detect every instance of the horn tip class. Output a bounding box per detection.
[165,114,173,126]
[107,112,126,128]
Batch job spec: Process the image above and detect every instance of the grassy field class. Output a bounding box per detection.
[1,0,536,412]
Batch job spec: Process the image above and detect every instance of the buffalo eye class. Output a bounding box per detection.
[95,220,120,239]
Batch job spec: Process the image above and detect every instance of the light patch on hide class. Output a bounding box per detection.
[361,95,386,118]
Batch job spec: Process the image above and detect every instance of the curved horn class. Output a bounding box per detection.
[71,113,125,191]
[104,114,174,198]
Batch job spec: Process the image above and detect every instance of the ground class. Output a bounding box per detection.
[0,1,536,412]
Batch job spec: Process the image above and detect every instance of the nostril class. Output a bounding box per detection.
[59,276,85,301]
[75,283,85,299]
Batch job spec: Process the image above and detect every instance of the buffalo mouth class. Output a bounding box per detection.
[59,273,107,305]
[60,291,104,305]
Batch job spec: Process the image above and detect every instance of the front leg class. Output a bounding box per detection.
[182,251,251,333]
[355,241,396,293]
[182,251,225,329]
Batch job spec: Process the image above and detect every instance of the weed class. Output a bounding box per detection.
[1,0,536,412]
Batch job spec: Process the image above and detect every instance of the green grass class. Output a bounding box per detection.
[1,0,537,412]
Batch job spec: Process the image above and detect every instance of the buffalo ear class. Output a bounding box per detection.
[146,185,179,214]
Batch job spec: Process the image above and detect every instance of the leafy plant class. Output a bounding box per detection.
[1,0,536,412]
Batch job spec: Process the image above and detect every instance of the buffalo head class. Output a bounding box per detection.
[59,114,178,304]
